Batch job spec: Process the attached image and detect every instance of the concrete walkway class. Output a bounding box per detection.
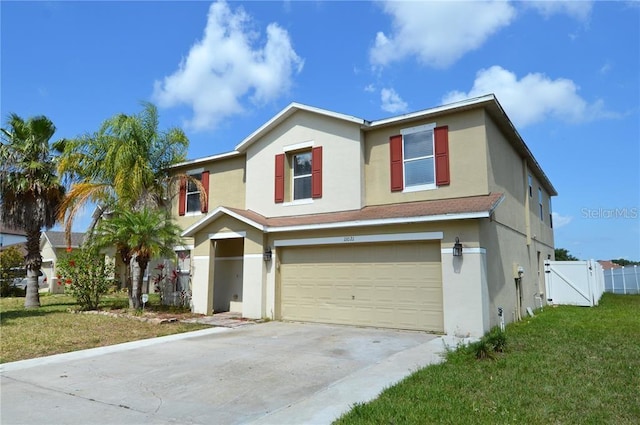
[1,322,463,425]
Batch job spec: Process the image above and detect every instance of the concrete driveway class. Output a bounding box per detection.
[1,322,454,425]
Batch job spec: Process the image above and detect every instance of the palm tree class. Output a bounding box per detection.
[93,207,183,309]
[0,114,65,308]
[56,102,204,295]
[56,101,196,237]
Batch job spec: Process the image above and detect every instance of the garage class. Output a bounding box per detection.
[278,241,443,332]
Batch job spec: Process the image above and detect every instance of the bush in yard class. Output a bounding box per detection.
[56,247,115,310]
[465,326,507,360]
[0,245,25,297]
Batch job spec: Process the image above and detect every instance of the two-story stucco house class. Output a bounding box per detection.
[169,94,556,338]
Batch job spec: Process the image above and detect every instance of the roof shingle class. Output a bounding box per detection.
[226,192,504,230]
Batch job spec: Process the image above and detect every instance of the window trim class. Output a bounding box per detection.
[400,123,437,193]
[275,143,322,204]
[538,187,544,220]
[291,150,312,201]
[528,174,533,198]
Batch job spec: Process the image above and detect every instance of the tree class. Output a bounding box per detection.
[56,102,203,304]
[93,207,182,309]
[0,114,65,308]
[0,245,24,297]
[56,102,194,235]
[555,248,579,261]
[611,258,640,267]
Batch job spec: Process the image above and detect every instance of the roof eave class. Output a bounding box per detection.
[169,150,242,170]
[367,94,497,129]
[264,211,492,234]
[235,102,366,152]
[181,207,266,237]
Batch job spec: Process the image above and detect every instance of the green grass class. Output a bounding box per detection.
[0,293,208,364]
[335,294,640,425]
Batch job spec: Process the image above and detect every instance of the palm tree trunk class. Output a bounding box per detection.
[129,254,145,309]
[24,229,42,308]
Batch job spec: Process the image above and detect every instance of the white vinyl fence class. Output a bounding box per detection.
[544,260,605,307]
[604,266,640,295]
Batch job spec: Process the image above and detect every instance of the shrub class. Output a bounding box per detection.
[467,326,507,360]
[56,247,115,310]
[0,246,24,297]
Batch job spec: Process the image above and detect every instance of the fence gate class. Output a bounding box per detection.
[544,260,605,307]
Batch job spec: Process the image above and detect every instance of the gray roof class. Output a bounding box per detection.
[43,231,86,248]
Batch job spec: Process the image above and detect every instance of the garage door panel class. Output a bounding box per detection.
[280,242,444,332]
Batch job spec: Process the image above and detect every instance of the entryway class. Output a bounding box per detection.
[213,238,244,313]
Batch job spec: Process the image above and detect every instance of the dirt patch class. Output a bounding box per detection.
[72,309,207,325]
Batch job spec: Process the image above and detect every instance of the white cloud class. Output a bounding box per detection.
[524,1,593,21]
[552,212,573,228]
[153,1,303,131]
[364,84,376,93]
[380,88,408,113]
[599,61,613,75]
[370,1,516,69]
[442,66,613,127]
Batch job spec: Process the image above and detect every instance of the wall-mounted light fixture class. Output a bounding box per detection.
[453,237,463,257]
[263,247,272,262]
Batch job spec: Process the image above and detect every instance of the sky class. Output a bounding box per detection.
[2,1,639,261]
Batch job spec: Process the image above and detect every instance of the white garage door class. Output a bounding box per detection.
[279,241,443,332]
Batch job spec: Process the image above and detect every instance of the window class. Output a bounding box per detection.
[175,250,191,292]
[403,126,435,189]
[390,124,449,192]
[538,187,544,220]
[178,170,209,216]
[528,174,533,197]
[186,173,202,213]
[275,146,322,203]
[548,197,553,228]
[292,152,312,200]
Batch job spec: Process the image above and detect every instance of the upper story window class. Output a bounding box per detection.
[390,124,449,192]
[178,170,209,216]
[186,173,202,213]
[292,151,312,200]
[403,125,435,189]
[548,197,553,228]
[275,146,322,204]
[538,187,544,220]
[528,174,533,197]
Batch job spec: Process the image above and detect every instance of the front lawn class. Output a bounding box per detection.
[335,294,640,424]
[0,293,209,364]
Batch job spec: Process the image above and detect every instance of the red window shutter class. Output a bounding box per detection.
[434,126,450,186]
[178,177,186,216]
[200,171,209,213]
[274,154,285,203]
[390,135,403,192]
[311,146,323,199]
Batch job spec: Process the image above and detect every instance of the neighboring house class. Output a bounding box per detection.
[40,231,85,293]
[597,260,622,270]
[0,224,27,248]
[168,94,556,338]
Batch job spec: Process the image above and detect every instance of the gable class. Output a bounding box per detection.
[244,109,364,217]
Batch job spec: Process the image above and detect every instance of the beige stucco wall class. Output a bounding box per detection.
[479,217,554,329]
[245,110,364,216]
[364,109,490,206]
[171,154,246,232]
[480,113,555,328]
